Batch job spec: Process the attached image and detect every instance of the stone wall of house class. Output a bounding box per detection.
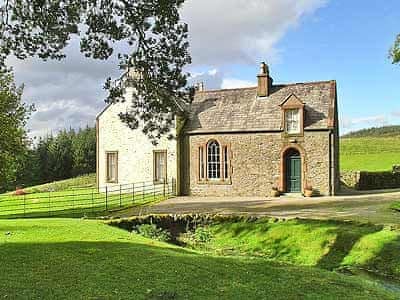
[185,131,334,197]
[97,89,177,190]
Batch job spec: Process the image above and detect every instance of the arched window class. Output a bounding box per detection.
[207,140,221,179]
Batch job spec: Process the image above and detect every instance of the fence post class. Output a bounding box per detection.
[119,184,122,208]
[153,183,156,201]
[163,181,166,198]
[91,189,94,215]
[105,186,108,211]
[132,183,135,204]
[142,182,145,202]
[48,191,51,217]
[23,194,26,218]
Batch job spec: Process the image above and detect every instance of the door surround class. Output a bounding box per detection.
[280,145,306,193]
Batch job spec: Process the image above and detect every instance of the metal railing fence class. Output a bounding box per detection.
[0,179,176,219]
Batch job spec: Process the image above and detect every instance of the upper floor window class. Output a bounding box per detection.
[280,94,305,136]
[285,109,301,134]
[106,152,118,183]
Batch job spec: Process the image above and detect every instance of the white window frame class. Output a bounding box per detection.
[154,150,167,183]
[285,109,301,134]
[106,152,118,183]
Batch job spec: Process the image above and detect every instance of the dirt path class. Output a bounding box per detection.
[115,190,400,224]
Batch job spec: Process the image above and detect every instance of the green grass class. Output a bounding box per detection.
[0,188,169,219]
[0,218,396,299]
[340,137,400,171]
[21,173,97,193]
[0,177,172,219]
[390,202,400,212]
[185,218,400,281]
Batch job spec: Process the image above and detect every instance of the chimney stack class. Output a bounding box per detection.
[257,62,272,97]
[195,82,205,92]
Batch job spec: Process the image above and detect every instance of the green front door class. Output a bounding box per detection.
[286,151,301,193]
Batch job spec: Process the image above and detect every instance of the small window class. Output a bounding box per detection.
[285,109,300,134]
[199,147,205,180]
[106,152,118,183]
[154,150,167,183]
[224,146,229,179]
[207,140,221,179]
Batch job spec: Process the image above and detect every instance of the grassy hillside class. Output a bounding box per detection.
[23,173,96,193]
[340,137,400,171]
[183,218,400,281]
[343,126,400,138]
[0,218,396,299]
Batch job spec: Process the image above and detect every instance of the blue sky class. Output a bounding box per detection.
[198,0,400,134]
[10,0,400,137]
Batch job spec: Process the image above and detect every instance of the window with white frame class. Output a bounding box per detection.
[154,150,167,183]
[285,109,301,134]
[106,152,118,183]
[207,140,221,179]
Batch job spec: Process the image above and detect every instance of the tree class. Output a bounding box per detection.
[0,69,34,192]
[390,34,400,64]
[0,0,194,143]
[72,126,96,176]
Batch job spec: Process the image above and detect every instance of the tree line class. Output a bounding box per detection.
[342,125,400,138]
[16,127,96,190]
[0,69,96,193]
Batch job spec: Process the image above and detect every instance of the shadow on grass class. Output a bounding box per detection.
[317,223,384,270]
[0,240,395,300]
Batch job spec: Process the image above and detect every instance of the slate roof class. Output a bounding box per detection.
[184,80,337,133]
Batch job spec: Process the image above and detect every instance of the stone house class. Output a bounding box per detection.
[97,63,340,196]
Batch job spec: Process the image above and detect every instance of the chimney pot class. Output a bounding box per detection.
[257,62,272,97]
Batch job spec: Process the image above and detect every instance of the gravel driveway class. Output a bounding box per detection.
[115,189,400,225]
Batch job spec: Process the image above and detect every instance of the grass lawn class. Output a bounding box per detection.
[390,202,400,212]
[340,137,400,171]
[182,218,400,281]
[0,218,396,299]
[0,176,172,218]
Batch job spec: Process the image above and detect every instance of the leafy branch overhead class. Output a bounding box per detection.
[390,34,400,64]
[0,0,193,143]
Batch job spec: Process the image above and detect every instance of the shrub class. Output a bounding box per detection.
[135,224,171,242]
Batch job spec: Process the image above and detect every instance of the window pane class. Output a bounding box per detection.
[207,141,221,179]
[199,147,205,179]
[154,151,167,182]
[107,153,117,182]
[224,147,228,179]
[286,109,300,134]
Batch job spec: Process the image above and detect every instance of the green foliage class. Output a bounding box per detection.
[0,0,193,143]
[390,34,400,64]
[185,226,213,245]
[0,219,395,299]
[135,224,171,242]
[342,126,400,138]
[340,137,400,171]
[390,202,400,212]
[195,218,400,281]
[16,127,97,189]
[0,69,34,192]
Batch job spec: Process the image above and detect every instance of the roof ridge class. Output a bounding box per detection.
[196,80,335,94]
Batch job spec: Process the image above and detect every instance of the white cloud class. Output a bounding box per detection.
[392,110,400,117]
[182,0,327,66]
[340,115,389,134]
[8,0,327,138]
[221,78,256,89]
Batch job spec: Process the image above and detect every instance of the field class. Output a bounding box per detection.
[0,218,397,299]
[0,175,173,219]
[340,136,400,171]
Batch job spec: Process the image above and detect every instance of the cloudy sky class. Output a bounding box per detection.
[8,0,400,138]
